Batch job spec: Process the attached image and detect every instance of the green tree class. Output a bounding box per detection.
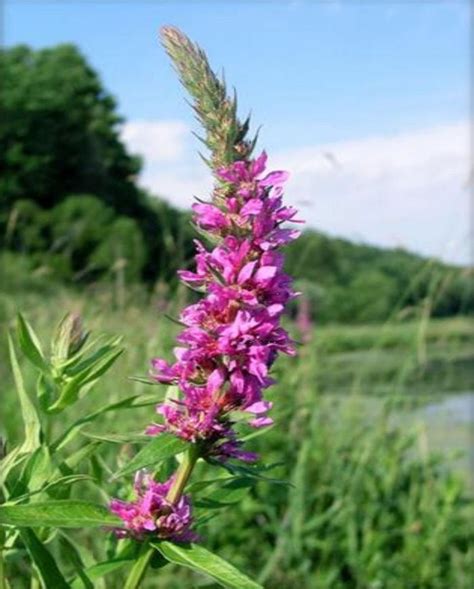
[91,216,146,282]
[0,44,141,218]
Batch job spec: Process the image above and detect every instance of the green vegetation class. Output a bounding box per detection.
[0,286,473,587]
[1,43,472,323]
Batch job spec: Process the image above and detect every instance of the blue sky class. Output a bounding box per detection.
[4,1,471,263]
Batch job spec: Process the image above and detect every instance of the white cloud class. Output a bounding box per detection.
[121,120,189,163]
[143,164,212,210]
[122,119,471,264]
[270,121,470,264]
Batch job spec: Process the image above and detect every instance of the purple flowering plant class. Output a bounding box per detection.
[0,27,301,589]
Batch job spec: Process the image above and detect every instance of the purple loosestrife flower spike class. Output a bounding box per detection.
[147,31,303,467]
[111,27,303,543]
[148,151,302,463]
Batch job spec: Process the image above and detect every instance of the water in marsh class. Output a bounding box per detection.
[336,391,474,488]
[421,391,473,424]
[412,391,473,488]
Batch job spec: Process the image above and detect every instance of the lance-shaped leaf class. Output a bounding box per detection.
[194,477,256,510]
[12,475,93,504]
[60,442,102,475]
[20,528,71,589]
[70,540,138,588]
[71,559,132,588]
[81,431,149,444]
[0,501,121,528]
[153,542,263,589]
[47,345,123,413]
[123,544,154,589]
[113,434,188,478]
[0,447,27,487]
[52,394,159,452]
[8,445,54,500]
[65,336,122,378]
[8,334,42,453]
[58,533,94,589]
[16,313,49,372]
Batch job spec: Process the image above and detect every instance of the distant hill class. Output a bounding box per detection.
[286,229,472,322]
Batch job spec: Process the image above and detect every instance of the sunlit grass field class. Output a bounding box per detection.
[1,279,473,588]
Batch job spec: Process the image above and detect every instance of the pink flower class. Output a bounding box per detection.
[192,203,230,231]
[110,472,197,542]
[149,152,301,461]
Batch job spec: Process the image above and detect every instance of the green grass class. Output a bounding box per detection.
[1,283,473,588]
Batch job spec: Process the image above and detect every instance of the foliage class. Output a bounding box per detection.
[0,313,275,587]
[0,44,194,286]
[0,310,472,588]
[214,396,474,589]
[287,230,473,322]
[0,44,140,215]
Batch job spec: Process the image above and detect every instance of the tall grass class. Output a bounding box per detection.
[1,268,473,587]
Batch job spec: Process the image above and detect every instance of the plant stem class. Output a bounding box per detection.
[166,445,199,505]
[0,550,6,589]
[123,544,154,589]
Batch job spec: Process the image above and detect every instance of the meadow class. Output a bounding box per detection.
[1,266,473,588]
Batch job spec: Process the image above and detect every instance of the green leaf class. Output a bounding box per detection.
[21,445,54,492]
[16,314,49,372]
[211,460,289,486]
[124,544,154,589]
[71,540,138,587]
[0,501,121,528]
[48,347,123,413]
[128,375,159,386]
[62,441,101,472]
[153,542,263,589]
[66,337,122,378]
[0,447,27,487]
[240,424,275,442]
[113,434,188,478]
[13,475,93,504]
[8,445,53,501]
[8,334,42,453]
[71,559,133,587]
[189,221,222,247]
[195,478,255,509]
[58,534,93,589]
[81,431,148,444]
[20,528,71,589]
[37,373,57,412]
[51,394,158,451]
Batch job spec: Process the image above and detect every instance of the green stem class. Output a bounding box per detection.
[0,548,6,589]
[166,445,200,505]
[123,544,153,589]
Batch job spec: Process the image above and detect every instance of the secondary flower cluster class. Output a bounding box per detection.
[147,152,301,462]
[110,472,197,542]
